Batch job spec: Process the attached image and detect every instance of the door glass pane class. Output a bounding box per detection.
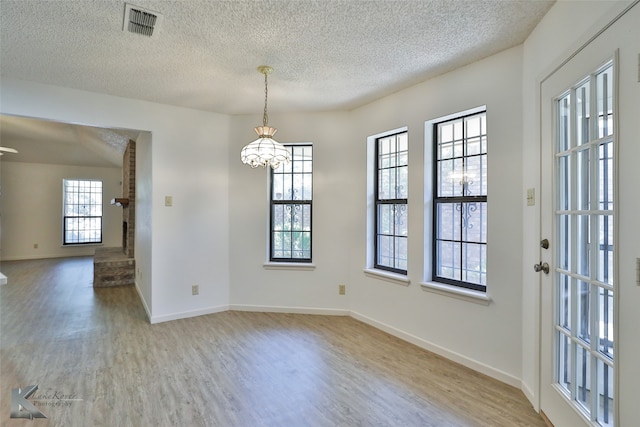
[597,67,613,138]
[575,344,591,412]
[577,215,590,277]
[598,142,614,211]
[557,331,571,393]
[576,81,590,145]
[577,281,590,343]
[558,274,571,330]
[558,94,571,151]
[558,215,571,270]
[598,288,614,359]
[558,155,570,210]
[577,148,590,210]
[596,359,614,426]
[597,215,614,285]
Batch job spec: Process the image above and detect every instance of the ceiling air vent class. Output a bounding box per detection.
[123,3,163,38]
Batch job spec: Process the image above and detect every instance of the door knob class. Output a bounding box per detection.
[534,262,550,274]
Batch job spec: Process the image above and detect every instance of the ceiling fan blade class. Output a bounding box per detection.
[0,147,19,154]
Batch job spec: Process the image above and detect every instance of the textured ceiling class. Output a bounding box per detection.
[0,0,555,115]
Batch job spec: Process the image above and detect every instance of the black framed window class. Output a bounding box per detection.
[270,145,312,262]
[63,179,103,245]
[375,131,408,274]
[433,111,487,291]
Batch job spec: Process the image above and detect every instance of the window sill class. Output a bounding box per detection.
[62,243,104,247]
[420,281,491,305]
[363,268,410,286]
[263,262,316,271]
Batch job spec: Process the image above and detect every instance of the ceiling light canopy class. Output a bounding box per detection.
[241,66,291,169]
[0,146,19,156]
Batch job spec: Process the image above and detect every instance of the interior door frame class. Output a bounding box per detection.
[540,51,619,426]
[534,1,640,420]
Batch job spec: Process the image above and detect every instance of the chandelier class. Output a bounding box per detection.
[240,66,291,169]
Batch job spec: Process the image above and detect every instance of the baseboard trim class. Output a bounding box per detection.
[138,301,522,390]
[540,410,554,427]
[351,310,521,389]
[1,254,94,261]
[229,304,350,316]
[521,381,539,412]
[134,281,152,322]
[150,304,229,324]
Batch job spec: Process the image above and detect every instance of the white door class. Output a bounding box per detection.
[538,8,631,425]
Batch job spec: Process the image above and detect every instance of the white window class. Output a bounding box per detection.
[63,179,103,245]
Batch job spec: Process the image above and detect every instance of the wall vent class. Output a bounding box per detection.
[123,3,163,38]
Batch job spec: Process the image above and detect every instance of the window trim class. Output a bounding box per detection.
[62,178,103,246]
[428,107,487,292]
[268,143,313,263]
[365,127,408,280]
[374,130,408,275]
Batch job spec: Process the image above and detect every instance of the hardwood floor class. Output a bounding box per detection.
[1,257,545,427]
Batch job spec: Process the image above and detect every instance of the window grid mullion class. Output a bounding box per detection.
[269,145,313,263]
[62,179,102,245]
[432,111,486,291]
[374,131,408,275]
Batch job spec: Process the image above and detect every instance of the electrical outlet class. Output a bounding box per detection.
[192,285,199,295]
[339,284,346,295]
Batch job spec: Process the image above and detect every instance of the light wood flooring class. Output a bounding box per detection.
[1,257,546,427]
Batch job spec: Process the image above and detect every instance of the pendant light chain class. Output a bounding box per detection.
[263,71,269,127]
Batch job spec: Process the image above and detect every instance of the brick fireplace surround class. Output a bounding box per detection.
[93,141,136,287]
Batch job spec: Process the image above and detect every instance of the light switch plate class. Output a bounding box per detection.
[526,188,535,206]
[165,196,173,207]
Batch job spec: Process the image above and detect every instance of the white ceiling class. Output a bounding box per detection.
[0,115,140,168]
[0,0,554,166]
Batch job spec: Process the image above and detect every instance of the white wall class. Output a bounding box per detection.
[135,131,153,316]
[227,46,525,386]
[521,0,639,423]
[0,79,231,322]
[347,46,525,386]
[0,162,122,260]
[228,112,355,314]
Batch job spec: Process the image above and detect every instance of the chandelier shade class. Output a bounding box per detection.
[241,126,291,169]
[240,66,291,169]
